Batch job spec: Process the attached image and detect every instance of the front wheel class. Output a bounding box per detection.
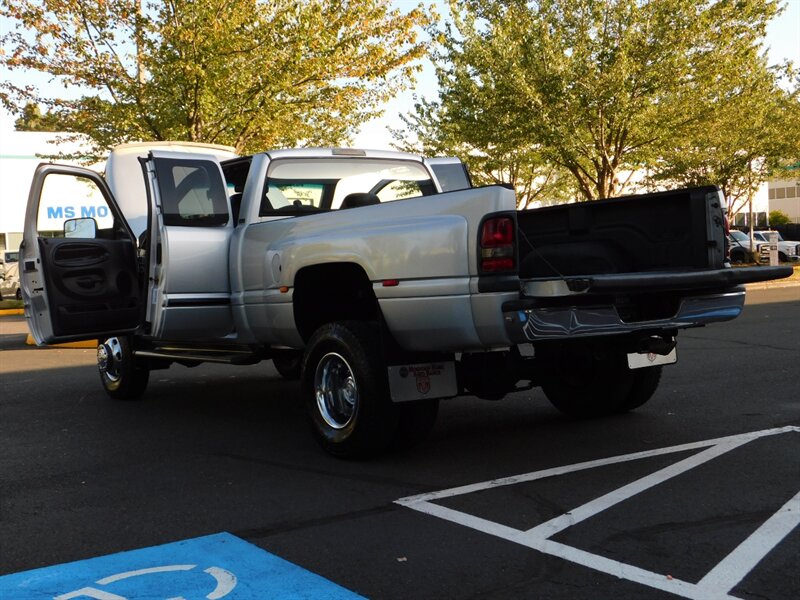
[302,321,398,458]
[97,337,149,400]
[729,249,747,265]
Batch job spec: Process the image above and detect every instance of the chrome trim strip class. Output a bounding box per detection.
[505,291,746,341]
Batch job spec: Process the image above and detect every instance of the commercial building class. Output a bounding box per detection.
[0,131,96,263]
[768,177,800,223]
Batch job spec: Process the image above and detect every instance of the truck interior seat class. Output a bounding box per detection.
[229,193,243,224]
[340,193,379,209]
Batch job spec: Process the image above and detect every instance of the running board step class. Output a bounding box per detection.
[135,348,263,365]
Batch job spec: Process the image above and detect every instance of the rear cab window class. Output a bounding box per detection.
[259,158,436,217]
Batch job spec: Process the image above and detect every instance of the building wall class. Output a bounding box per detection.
[0,131,95,251]
[768,177,800,223]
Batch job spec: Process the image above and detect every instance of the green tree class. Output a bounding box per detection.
[394,91,575,209]
[1,0,432,157]
[769,210,792,225]
[407,0,784,202]
[14,102,64,131]
[648,43,799,221]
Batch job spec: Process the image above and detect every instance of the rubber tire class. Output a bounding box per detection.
[272,352,302,380]
[779,252,787,263]
[617,366,663,412]
[541,345,634,418]
[98,337,149,401]
[729,249,747,265]
[15,288,22,300]
[301,321,397,458]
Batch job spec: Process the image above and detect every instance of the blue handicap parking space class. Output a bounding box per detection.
[0,532,364,599]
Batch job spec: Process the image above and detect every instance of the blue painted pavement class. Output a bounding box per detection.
[0,532,364,599]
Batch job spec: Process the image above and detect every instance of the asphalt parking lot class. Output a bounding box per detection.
[1,286,798,599]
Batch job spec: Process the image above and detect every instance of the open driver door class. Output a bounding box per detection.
[21,164,143,345]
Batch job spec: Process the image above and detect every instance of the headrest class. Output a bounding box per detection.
[340,192,379,209]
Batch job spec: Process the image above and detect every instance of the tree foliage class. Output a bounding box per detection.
[769,210,791,225]
[13,102,63,131]
[1,0,432,157]
[405,0,791,202]
[393,93,574,209]
[649,58,799,220]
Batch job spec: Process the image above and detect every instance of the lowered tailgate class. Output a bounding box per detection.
[504,265,793,341]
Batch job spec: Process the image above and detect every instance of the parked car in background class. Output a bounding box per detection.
[728,230,758,264]
[728,230,800,264]
[0,250,20,274]
[752,231,800,263]
[0,261,21,300]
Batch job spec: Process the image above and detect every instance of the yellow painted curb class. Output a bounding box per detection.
[25,334,96,349]
[0,308,24,316]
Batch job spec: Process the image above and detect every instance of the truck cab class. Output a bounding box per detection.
[20,144,472,348]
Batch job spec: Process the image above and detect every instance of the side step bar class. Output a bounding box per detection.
[134,347,264,365]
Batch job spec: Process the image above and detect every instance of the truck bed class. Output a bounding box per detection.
[517,186,727,279]
[507,186,791,338]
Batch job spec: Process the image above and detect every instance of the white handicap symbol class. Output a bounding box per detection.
[53,564,237,600]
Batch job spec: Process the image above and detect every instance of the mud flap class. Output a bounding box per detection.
[627,348,677,369]
[387,362,458,402]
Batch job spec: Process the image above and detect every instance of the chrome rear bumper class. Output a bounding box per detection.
[504,290,746,341]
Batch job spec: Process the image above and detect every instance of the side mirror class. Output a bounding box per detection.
[64,217,98,239]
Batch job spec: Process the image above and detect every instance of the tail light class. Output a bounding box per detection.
[480,216,516,272]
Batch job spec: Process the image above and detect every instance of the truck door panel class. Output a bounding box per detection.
[22,165,141,344]
[145,152,233,340]
[37,237,140,336]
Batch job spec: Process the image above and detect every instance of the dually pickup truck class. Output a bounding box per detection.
[20,142,791,457]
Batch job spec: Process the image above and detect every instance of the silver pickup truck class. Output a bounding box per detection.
[20,143,791,457]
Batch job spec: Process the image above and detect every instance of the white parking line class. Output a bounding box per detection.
[696,489,800,597]
[396,426,800,600]
[519,439,750,542]
[398,427,798,505]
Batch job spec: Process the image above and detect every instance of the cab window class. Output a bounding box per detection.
[154,158,229,226]
[374,179,426,202]
[260,158,434,216]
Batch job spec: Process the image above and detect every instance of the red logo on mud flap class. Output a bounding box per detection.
[397,364,444,396]
[416,373,431,395]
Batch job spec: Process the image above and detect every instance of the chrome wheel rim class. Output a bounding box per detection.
[98,337,123,382]
[314,352,358,429]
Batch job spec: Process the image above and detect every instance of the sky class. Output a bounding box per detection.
[1,0,798,149]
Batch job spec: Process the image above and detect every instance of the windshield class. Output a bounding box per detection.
[754,231,784,242]
[730,230,748,242]
[261,158,435,215]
